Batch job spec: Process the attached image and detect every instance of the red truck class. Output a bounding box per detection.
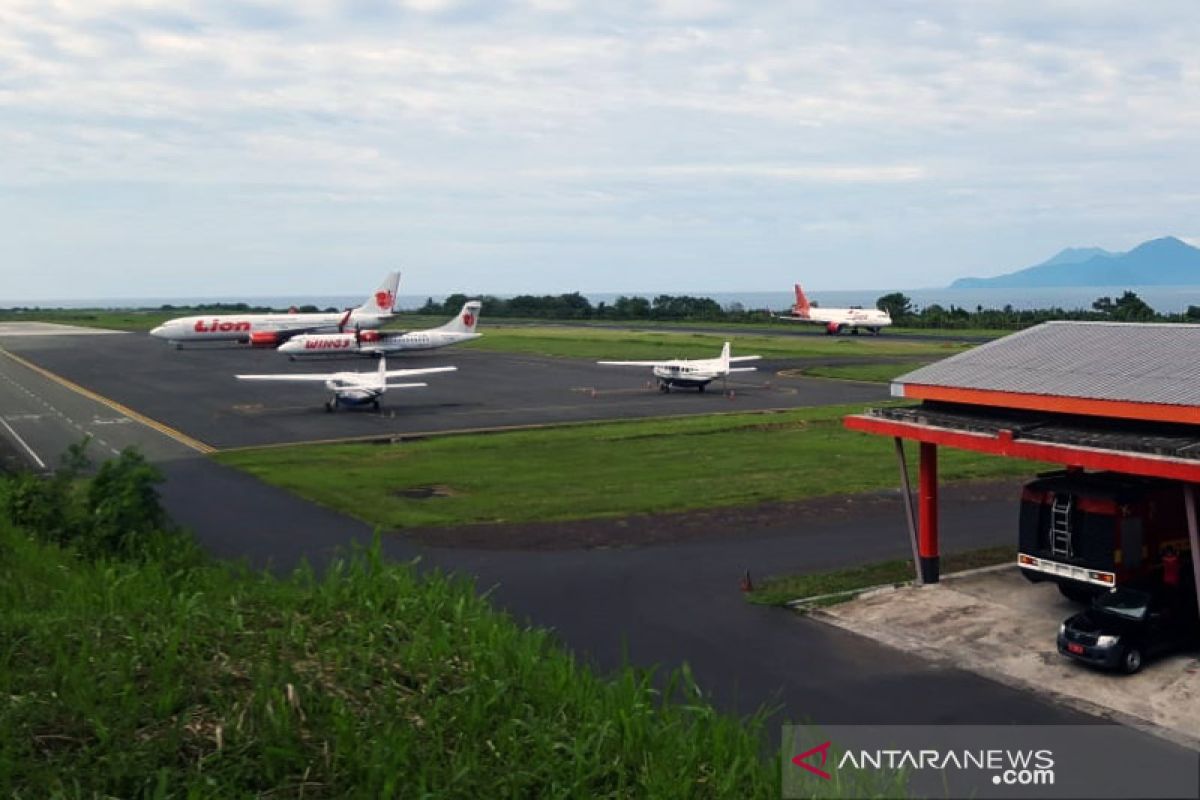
[1018,470,1191,602]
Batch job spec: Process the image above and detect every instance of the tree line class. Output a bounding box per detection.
[874,290,1200,329]
[415,290,1200,329]
[417,292,769,322]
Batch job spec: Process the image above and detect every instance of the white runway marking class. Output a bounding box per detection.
[0,416,46,470]
[0,371,122,459]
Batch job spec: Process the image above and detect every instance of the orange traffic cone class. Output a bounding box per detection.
[740,570,753,593]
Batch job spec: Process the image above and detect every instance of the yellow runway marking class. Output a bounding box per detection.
[0,348,216,455]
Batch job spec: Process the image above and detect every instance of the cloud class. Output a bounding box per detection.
[2,1,1200,296]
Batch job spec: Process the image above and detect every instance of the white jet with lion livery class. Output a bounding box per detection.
[278,301,482,358]
[149,272,402,349]
[778,284,892,335]
[235,356,456,412]
[598,341,761,393]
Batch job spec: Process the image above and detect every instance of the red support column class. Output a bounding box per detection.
[918,442,940,583]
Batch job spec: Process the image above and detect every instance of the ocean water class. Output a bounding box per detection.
[5,286,1200,314]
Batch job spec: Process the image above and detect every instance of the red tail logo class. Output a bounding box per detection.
[793,284,812,317]
[462,312,476,328]
[792,741,832,780]
[375,290,394,310]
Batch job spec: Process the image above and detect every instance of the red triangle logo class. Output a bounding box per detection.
[792,740,832,780]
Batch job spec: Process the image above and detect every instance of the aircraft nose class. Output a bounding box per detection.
[149,325,166,338]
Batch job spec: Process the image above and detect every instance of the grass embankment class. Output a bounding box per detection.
[216,406,1040,531]
[747,546,1017,607]
[802,361,935,383]
[459,325,970,361]
[0,475,785,797]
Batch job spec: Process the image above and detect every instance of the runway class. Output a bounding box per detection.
[1,330,889,453]
[488,319,996,344]
[0,333,200,470]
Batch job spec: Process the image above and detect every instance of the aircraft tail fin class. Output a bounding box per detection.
[719,341,731,372]
[792,284,812,317]
[356,271,401,315]
[434,300,482,333]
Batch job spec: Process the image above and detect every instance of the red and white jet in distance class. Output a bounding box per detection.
[149,271,401,349]
[777,284,892,335]
[235,356,456,412]
[598,341,761,393]
[278,301,482,358]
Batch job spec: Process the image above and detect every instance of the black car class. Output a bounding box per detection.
[1057,584,1199,674]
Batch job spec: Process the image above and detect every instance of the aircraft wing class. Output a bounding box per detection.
[597,360,668,367]
[728,355,762,362]
[382,366,457,378]
[384,382,429,389]
[236,373,339,382]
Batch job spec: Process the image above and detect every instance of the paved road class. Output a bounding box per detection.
[0,330,1101,738]
[2,333,890,450]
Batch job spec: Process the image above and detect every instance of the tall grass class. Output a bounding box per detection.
[0,517,786,797]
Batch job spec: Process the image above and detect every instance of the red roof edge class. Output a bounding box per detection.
[844,413,1200,482]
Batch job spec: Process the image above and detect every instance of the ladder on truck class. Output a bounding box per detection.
[1049,494,1074,557]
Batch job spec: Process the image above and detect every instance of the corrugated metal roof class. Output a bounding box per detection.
[895,321,1200,407]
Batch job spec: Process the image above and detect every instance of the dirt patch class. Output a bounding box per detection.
[392,484,459,500]
[395,478,1026,551]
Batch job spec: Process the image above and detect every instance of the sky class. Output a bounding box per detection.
[3,1,1200,300]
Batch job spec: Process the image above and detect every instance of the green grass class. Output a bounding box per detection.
[889,326,1011,339]
[746,546,1018,607]
[802,361,934,383]
[459,325,971,361]
[0,308,177,332]
[215,407,1041,531]
[0,525,790,797]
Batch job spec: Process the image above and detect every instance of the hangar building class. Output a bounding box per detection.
[844,321,1200,610]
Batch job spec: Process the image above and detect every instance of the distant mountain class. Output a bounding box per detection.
[950,237,1200,288]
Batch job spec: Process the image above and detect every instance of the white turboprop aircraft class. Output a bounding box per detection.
[235,356,456,412]
[278,301,482,359]
[149,272,401,349]
[598,341,761,393]
[778,284,892,335]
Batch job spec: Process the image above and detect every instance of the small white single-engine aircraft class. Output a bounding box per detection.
[235,356,456,412]
[598,341,761,393]
[150,272,401,349]
[778,284,892,335]
[277,301,482,358]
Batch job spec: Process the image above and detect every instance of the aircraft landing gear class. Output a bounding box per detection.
[697,383,706,393]
[851,327,860,335]
[372,399,381,411]
[325,398,335,413]
[658,381,670,393]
